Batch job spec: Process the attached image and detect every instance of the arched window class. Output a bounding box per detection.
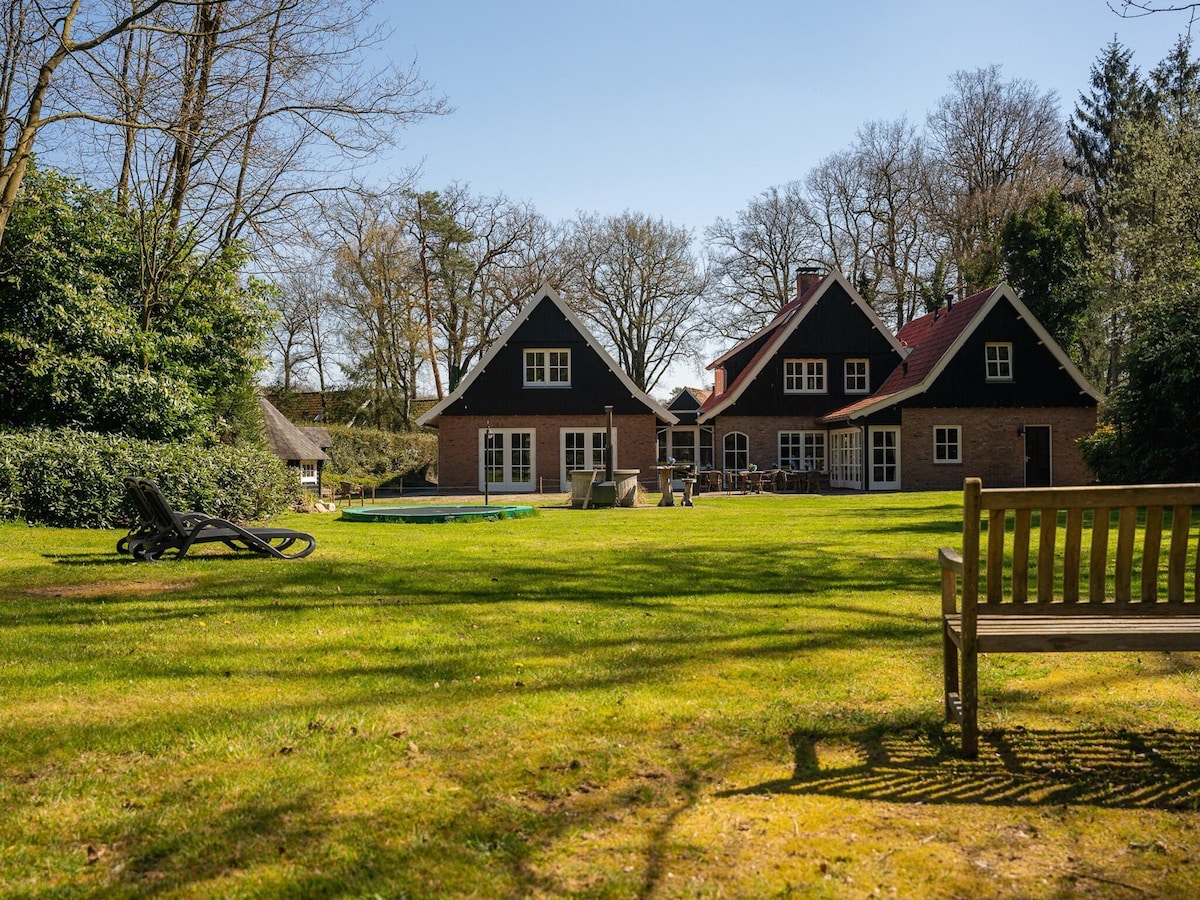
[723,432,749,471]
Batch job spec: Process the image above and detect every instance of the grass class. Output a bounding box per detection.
[2,490,1200,898]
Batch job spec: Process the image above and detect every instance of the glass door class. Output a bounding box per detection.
[869,427,900,490]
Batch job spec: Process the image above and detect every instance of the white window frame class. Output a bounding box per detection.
[934,426,962,465]
[299,462,318,485]
[868,426,901,491]
[560,428,616,490]
[844,359,869,394]
[723,431,749,472]
[524,348,571,387]
[480,428,536,492]
[985,343,1013,381]
[778,431,826,471]
[784,358,827,394]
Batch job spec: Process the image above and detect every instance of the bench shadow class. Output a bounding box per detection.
[724,725,1200,811]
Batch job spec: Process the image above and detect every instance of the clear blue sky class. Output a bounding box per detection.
[383,0,1191,236]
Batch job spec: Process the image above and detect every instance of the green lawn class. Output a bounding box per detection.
[2,491,1199,898]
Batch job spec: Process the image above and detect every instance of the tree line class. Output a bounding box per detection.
[2,3,1198,478]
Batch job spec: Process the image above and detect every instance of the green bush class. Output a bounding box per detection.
[0,429,299,528]
[325,426,437,486]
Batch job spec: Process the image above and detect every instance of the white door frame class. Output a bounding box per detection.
[868,426,901,491]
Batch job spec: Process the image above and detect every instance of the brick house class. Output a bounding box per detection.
[820,283,1100,490]
[698,273,1100,490]
[417,285,676,493]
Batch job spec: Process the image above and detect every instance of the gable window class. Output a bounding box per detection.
[985,343,1012,381]
[524,349,570,387]
[934,426,961,464]
[779,431,826,471]
[784,359,826,394]
[723,432,749,471]
[844,359,869,394]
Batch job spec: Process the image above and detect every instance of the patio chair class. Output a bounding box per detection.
[122,477,316,562]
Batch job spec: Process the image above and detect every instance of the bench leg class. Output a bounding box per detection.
[961,642,979,759]
[942,624,959,723]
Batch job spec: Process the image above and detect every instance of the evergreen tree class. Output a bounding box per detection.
[0,167,273,440]
[1068,38,1153,207]
[999,191,1089,359]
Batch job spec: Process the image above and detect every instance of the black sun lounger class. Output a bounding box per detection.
[120,477,316,561]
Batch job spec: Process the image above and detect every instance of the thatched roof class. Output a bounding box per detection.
[258,395,326,462]
[299,426,332,452]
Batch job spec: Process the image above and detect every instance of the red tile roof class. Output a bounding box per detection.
[822,286,998,421]
[878,287,995,394]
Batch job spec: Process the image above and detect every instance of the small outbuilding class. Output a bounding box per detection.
[258,395,328,493]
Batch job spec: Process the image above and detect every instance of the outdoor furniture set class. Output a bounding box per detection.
[117,476,316,562]
[692,468,823,493]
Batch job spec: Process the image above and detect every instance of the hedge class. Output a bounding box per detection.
[324,426,438,487]
[0,429,299,528]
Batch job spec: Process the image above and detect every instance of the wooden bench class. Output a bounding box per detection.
[939,477,1200,757]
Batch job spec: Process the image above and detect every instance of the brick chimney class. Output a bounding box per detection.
[796,266,826,300]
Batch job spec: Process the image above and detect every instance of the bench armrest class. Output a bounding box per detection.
[939,547,963,616]
[938,547,963,575]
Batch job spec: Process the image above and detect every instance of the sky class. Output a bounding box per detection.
[374,0,1193,390]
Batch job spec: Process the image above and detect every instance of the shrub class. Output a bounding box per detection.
[324,426,437,486]
[0,428,299,528]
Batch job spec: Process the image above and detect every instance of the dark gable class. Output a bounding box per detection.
[726,280,905,416]
[914,297,1094,409]
[444,295,654,417]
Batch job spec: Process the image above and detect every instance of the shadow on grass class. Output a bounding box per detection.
[726,724,1200,811]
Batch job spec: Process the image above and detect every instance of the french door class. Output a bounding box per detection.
[481,429,535,492]
[561,428,615,490]
[829,429,862,489]
[868,427,900,490]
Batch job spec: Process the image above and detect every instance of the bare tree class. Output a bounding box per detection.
[323,189,426,430]
[562,211,709,392]
[925,65,1071,293]
[1110,0,1200,16]
[405,186,551,392]
[855,118,940,327]
[705,182,822,337]
[0,0,176,246]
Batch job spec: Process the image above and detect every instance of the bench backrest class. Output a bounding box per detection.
[961,477,1200,613]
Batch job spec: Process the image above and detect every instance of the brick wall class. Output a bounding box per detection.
[711,416,823,469]
[900,407,1098,490]
[436,414,662,493]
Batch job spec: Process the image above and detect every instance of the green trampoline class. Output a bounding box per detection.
[340,505,537,524]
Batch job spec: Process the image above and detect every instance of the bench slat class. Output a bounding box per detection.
[1169,506,1191,603]
[946,614,1200,654]
[1038,507,1057,603]
[1090,508,1110,604]
[1142,505,1163,603]
[979,483,1200,510]
[988,509,1005,604]
[1012,508,1031,604]
[1064,507,1083,603]
[1116,506,1137,603]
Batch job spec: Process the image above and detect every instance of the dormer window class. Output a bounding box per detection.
[784,359,826,394]
[985,343,1013,381]
[524,349,570,387]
